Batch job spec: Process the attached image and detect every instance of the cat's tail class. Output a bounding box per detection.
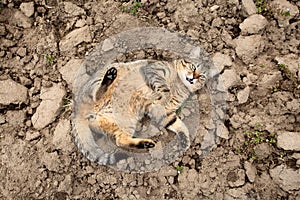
[165,117,191,150]
[72,99,116,165]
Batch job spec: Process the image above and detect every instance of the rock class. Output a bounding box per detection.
[277,131,300,151]
[52,119,73,153]
[237,86,250,104]
[0,79,28,105]
[225,188,247,199]
[174,2,199,30]
[241,0,257,16]
[31,83,66,130]
[75,19,86,28]
[212,52,232,74]
[254,143,272,159]
[0,39,17,48]
[156,12,166,19]
[159,166,178,177]
[235,35,264,64]
[59,26,92,52]
[227,169,245,187]
[270,164,300,191]
[20,2,34,17]
[41,151,61,172]
[240,14,268,35]
[257,71,282,96]
[210,5,220,12]
[58,174,73,194]
[59,59,83,88]
[270,0,299,27]
[14,10,32,28]
[274,54,300,76]
[244,161,256,183]
[217,123,229,139]
[16,47,27,57]
[219,69,240,91]
[0,115,5,124]
[6,110,25,126]
[63,2,85,16]
[25,131,41,141]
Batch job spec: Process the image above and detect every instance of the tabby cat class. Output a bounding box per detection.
[92,59,206,150]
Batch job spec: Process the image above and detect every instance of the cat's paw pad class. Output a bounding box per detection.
[136,140,155,149]
[102,67,117,86]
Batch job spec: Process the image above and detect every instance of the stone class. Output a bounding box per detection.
[237,86,250,104]
[210,5,220,12]
[254,143,272,159]
[235,35,264,64]
[31,83,66,130]
[41,151,61,172]
[20,2,34,17]
[244,161,256,183]
[227,169,245,187]
[270,164,300,191]
[159,166,178,177]
[241,0,257,16]
[174,2,199,30]
[58,174,73,194]
[240,14,268,35]
[59,26,92,52]
[217,123,229,139]
[16,47,27,57]
[52,119,73,152]
[212,52,232,74]
[6,110,25,126]
[0,115,5,124]
[274,54,300,76]
[25,131,41,141]
[270,0,299,27]
[75,19,86,28]
[0,79,28,105]
[277,132,300,151]
[59,59,83,88]
[14,10,32,28]
[63,2,85,16]
[219,69,240,91]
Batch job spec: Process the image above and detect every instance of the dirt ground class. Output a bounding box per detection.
[1,0,300,199]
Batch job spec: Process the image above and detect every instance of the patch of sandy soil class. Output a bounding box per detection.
[0,0,300,199]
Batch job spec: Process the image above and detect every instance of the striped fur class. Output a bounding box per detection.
[93,59,206,150]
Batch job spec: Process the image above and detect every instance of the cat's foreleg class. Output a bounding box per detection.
[97,116,155,149]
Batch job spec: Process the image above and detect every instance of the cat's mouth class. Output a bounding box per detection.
[186,72,201,84]
[186,77,194,84]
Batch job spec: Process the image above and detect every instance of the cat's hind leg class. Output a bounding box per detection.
[165,116,190,150]
[94,67,117,102]
[97,116,155,149]
[101,67,117,87]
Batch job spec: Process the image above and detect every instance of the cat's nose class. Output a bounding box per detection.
[193,71,201,79]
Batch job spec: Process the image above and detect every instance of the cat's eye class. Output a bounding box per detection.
[191,64,196,71]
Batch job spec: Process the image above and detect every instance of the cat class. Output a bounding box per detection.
[91,59,207,150]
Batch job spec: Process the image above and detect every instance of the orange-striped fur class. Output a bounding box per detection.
[93,59,206,150]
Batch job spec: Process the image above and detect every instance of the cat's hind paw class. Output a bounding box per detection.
[102,67,117,86]
[135,139,155,149]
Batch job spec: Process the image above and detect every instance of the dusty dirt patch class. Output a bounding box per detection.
[1,0,300,199]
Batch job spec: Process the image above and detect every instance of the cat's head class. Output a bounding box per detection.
[175,59,207,93]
